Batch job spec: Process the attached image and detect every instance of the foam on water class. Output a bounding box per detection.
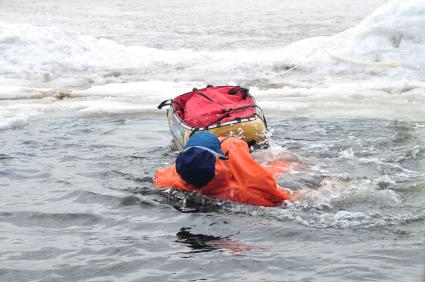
[293,177,402,209]
[167,178,411,229]
[243,182,413,229]
[222,184,412,229]
[247,142,408,228]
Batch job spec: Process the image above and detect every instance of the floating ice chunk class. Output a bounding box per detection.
[1,0,424,83]
[279,0,425,74]
[338,148,355,160]
[0,116,28,130]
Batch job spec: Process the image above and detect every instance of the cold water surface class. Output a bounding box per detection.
[1,0,425,280]
[0,116,423,281]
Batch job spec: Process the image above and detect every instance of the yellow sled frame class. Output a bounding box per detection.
[166,106,268,150]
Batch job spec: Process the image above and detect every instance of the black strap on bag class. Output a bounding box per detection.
[227,86,250,100]
[157,99,172,109]
[196,92,225,106]
[241,87,249,99]
[228,88,238,95]
[204,105,256,128]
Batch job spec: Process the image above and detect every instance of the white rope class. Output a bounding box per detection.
[324,37,401,68]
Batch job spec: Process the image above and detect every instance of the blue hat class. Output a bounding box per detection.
[176,132,226,187]
[185,131,224,155]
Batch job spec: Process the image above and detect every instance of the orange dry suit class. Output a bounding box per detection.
[154,137,291,207]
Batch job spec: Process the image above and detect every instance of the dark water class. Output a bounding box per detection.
[0,116,424,281]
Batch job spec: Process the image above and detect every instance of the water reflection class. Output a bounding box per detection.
[176,227,261,254]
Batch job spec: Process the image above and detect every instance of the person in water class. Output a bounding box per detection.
[154,131,294,207]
